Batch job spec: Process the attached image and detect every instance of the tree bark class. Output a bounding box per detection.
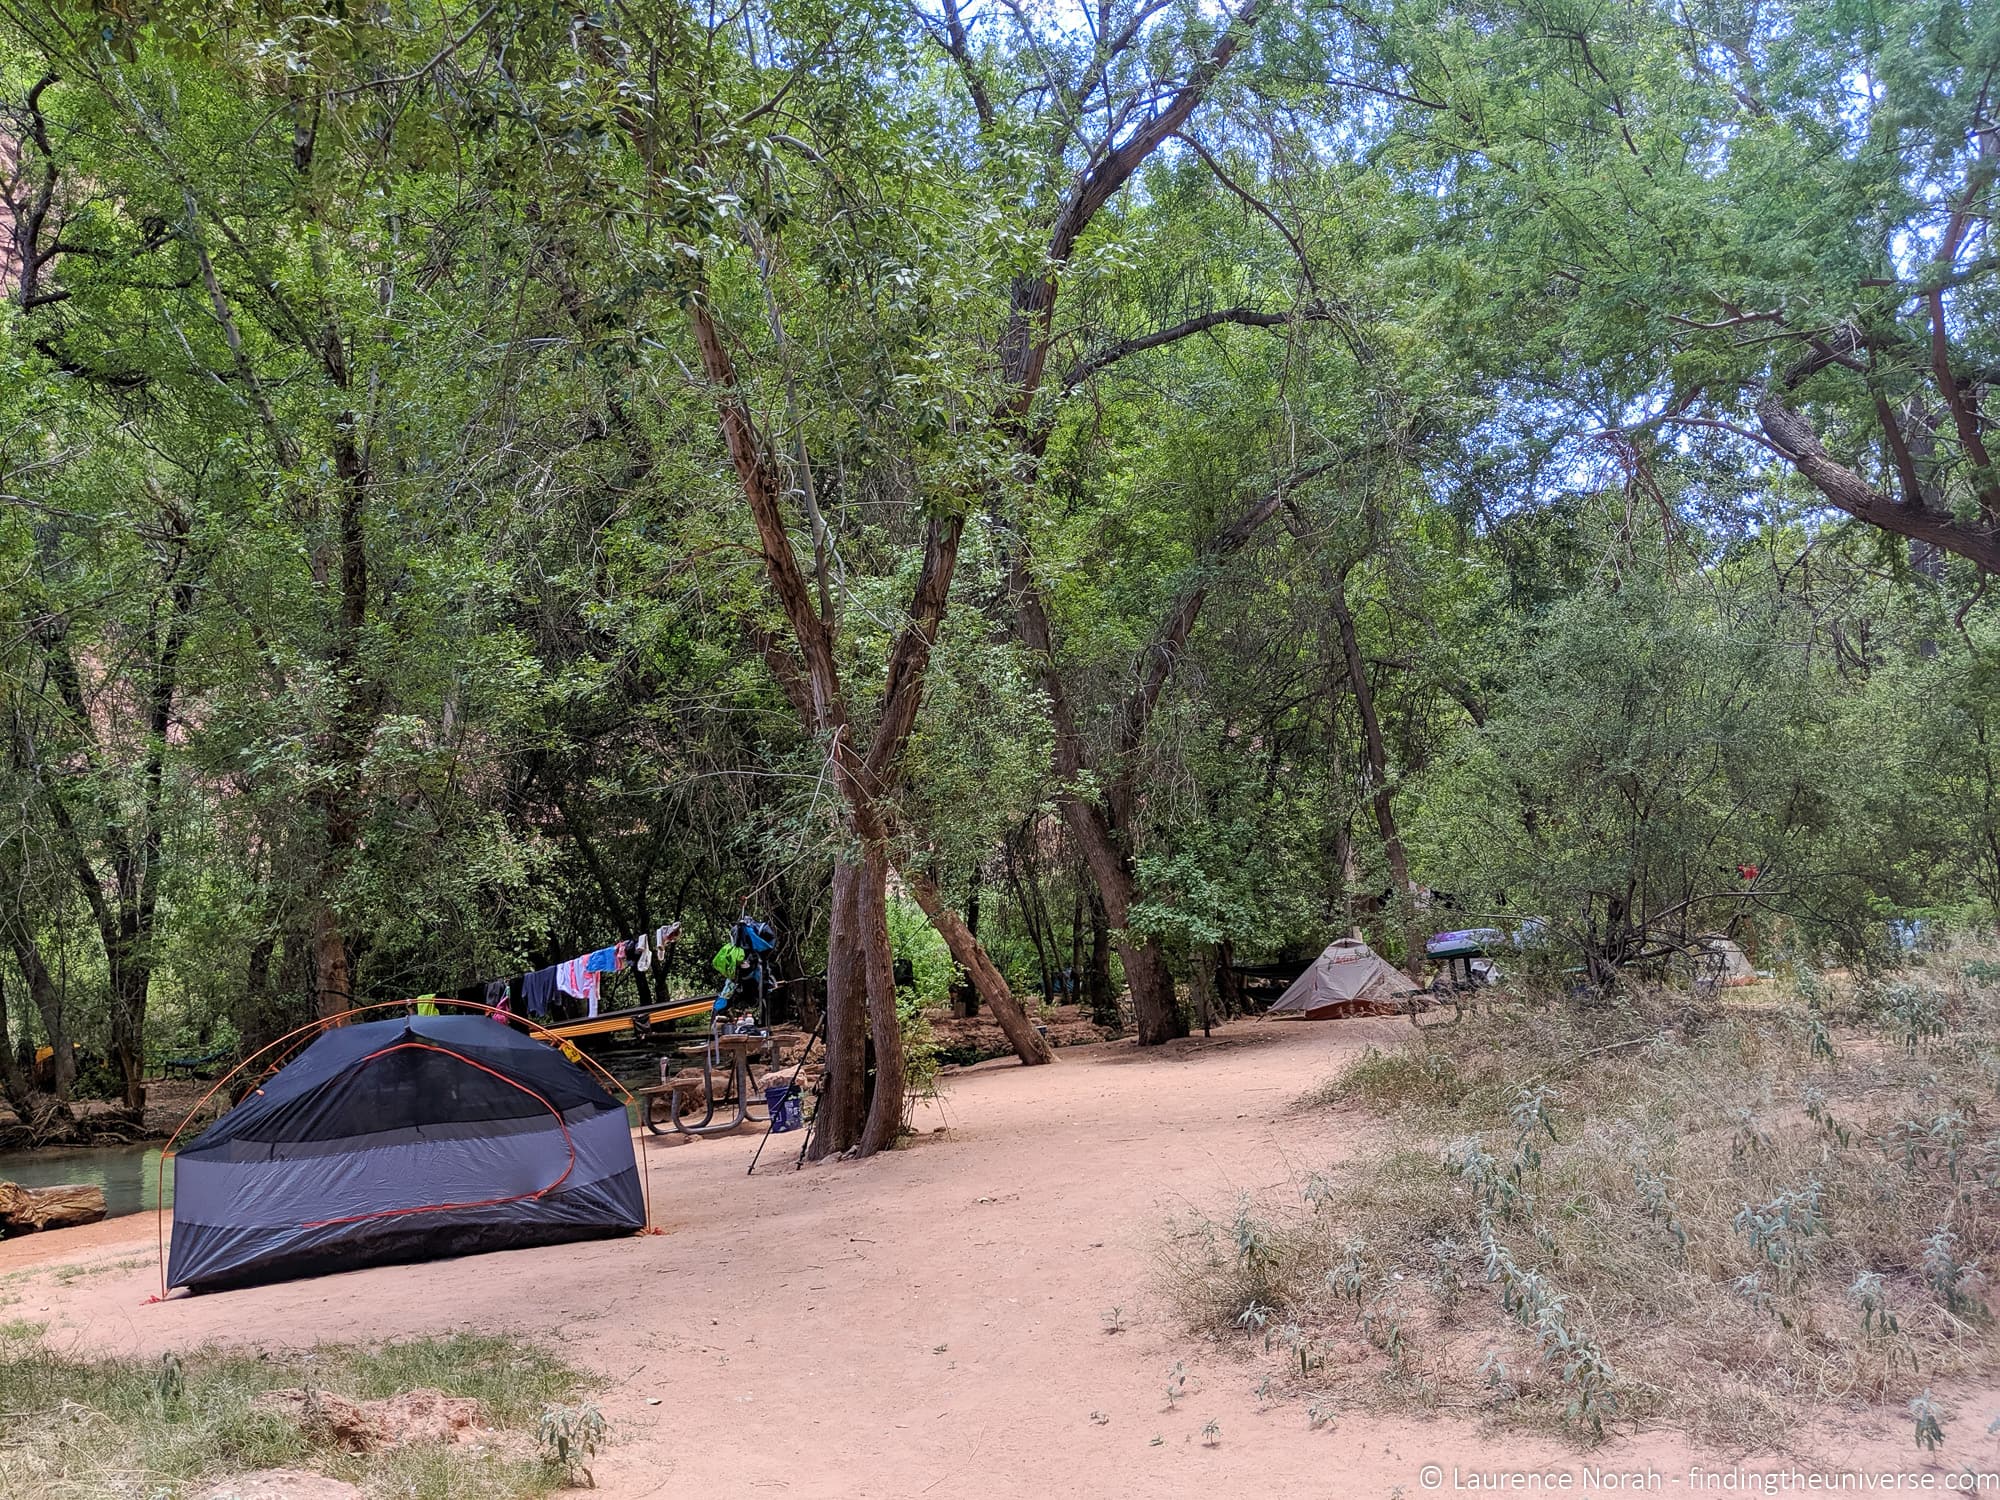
[3,918,71,1099]
[1117,933,1184,1045]
[0,964,31,1114]
[900,864,1054,1063]
[0,1181,106,1233]
[1757,393,2000,573]
[1190,941,1220,1035]
[1217,939,1246,1017]
[1085,884,1117,1029]
[1328,563,1426,976]
[812,857,869,1159]
[1013,582,1187,1044]
[1004,834,1056,1005]
[310,905,353,1023]
[857,842,907,1155]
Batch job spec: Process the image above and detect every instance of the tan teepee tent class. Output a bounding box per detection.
[1266,938,1420,1019]
[1697,933,1757,986]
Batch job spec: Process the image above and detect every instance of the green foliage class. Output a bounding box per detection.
[1,0,1995,1102]
[1413,547,1866,974]
[536,1402,608,1488]
[887,897,956,1010]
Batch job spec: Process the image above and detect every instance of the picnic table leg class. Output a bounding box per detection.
[671,1045,763,1136]
[670,1050,722,1133]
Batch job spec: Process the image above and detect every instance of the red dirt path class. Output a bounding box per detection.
[8,1018,2000,1497]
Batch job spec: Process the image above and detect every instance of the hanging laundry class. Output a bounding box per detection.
[414,996,441,1017]
[635,933,653,973]
[557,957,601,1016]
[656,921,682,950]
[485,979,511,1022]
[521,966,557,1018]
[582,946,620,975]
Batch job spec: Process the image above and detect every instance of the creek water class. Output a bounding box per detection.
[0,1144,171,1218]
[0,1035,687,1224]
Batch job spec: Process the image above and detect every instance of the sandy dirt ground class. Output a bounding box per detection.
[8,1017,2000,1498]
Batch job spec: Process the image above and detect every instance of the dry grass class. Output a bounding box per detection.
[0,1324,595,1498]
[1161,934,2000,1450]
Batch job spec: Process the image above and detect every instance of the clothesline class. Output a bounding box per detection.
[413,921,685,1024]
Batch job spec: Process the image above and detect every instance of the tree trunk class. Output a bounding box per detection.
[310,904,353,1023]
[857,843,908,1155]
[1217,939,1245,1017]
[958,867,984,1016]
[0,964,32,1115]
[5,922,71,1099]
[1324,687,1362,938]
[1190,941,1220,1036]
[811,858,869,1159]
[1005,836,1055,1006]
[1054,794,1183,1043]
[0,1180,107,1233]
[1328,565,1425,977]
[901,864,1054,1064]
[1085,884,1117,1030]
[1117,933,1183,1046]
[106,949,148,1114]
[1014,577,1186,1045]
[1069,883,1084,1001]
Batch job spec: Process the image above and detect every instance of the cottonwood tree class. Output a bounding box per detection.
[534,0,1283,1137]
[1341,0,2000,572]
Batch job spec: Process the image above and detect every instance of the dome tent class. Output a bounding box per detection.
[1265,937,1420,1019]
[168,1014,645,1293]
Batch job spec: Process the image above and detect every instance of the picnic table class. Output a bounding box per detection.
[638,1032,777,1138]
[161,1045,234,1081]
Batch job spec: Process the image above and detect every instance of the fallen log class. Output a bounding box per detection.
[0,1181,108,1234]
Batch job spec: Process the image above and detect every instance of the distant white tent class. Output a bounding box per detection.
[1266,938,1421,1019]
[1697,933,1757,987]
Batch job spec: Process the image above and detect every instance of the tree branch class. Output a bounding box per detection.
[1062,303,1312,390]
[1756,392,2000,574]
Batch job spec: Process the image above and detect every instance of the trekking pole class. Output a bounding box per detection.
[747,1002,825,1177]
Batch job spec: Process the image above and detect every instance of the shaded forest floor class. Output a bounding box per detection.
[0,1076,218,1150]
[6,1015,2000,1497]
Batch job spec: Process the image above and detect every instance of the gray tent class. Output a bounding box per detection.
[168,1015,645,1293]
[1266,938,1420,1019]
[1697,933,1758,986]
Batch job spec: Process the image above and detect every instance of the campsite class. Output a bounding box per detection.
[3,0,2000,1494]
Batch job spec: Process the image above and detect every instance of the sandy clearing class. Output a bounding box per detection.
[7,1017,2000,1498]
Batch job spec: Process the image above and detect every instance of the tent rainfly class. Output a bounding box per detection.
[1266,938,1421,1019]
[167,1015,645,1293]
[1697,934,1758,987]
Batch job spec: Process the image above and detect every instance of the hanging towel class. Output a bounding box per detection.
[558,957,601,1014]
[521,966,557,1018]
[583,946,620,975]
[635,934,653,973]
